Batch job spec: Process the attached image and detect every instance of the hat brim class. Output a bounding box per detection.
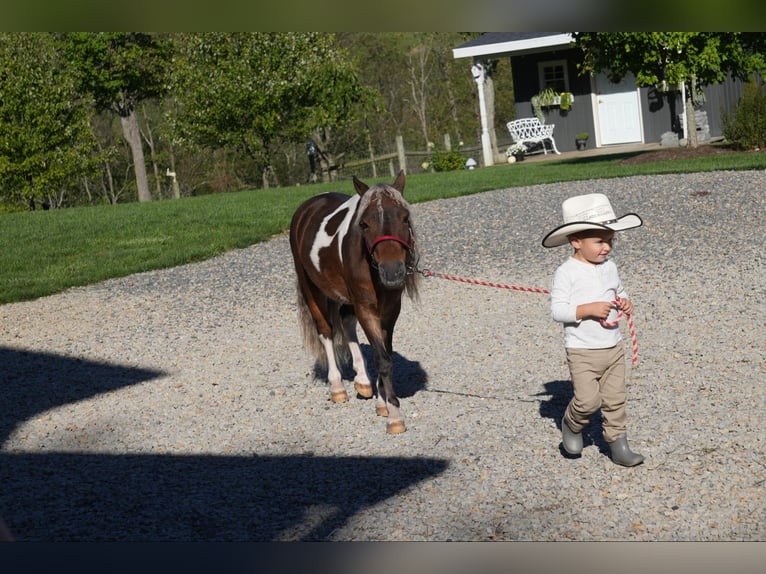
[542,213,642,248]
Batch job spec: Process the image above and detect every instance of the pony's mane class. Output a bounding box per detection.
[354,184,411,226]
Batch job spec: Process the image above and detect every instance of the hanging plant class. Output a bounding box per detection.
[531,87,567,122]
[559,91,574,111]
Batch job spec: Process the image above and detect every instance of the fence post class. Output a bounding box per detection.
[444,133,451,151]
[396,135,406,174]
[367,139,378,179]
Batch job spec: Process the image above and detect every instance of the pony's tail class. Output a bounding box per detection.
[296,283,326,366]
[295,282,349,368]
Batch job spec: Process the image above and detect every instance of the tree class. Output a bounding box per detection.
[336,33,486,168]
[405,36,434,150]
[170,33,365,188]
[62,32,173,202]
[0,33,100,209]
[573,32,766,147]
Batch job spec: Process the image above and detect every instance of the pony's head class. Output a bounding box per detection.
[353,171,419,295]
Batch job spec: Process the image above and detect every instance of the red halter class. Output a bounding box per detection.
[366,234,413,254]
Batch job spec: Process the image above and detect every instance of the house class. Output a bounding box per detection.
[453,33,748,164]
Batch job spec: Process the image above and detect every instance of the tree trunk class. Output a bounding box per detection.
[685,90,698,149]
[312,128,338,183]
[120,109,152,202]
[438,56,462,144]
[140,104,163,199]
[407,45,431,149]
[168,145,181,199]
[261,167,270,189]
[484,71,499,160]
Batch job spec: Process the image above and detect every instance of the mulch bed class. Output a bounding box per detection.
[618,143,745,165]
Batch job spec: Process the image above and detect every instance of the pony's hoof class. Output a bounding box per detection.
[331,390,349,403]
[386,420,406,434]
[354,382,373,398]
[376,405,389,417]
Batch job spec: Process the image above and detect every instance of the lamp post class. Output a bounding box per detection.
[471,62,494,167]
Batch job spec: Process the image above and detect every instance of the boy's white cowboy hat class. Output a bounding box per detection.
[542,193,642,248]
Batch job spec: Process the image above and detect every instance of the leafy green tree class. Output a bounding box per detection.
[573,32,766,147]
[335,33,409,162]
[336,33,488,169]
[170,33,365,188]
[0,33,99,209]
[62,32,173,202]
[722,78,766,149]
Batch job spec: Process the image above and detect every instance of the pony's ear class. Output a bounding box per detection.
[392,170,406,194]
[353,176,369,196]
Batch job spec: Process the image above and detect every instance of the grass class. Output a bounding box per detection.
[2,146,765,305]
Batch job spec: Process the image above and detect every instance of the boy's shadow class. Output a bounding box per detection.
[535,380,609,457]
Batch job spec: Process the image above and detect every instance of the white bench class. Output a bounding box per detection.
[507,118,561,155]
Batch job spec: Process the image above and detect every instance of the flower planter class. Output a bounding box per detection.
[575,138,588,151]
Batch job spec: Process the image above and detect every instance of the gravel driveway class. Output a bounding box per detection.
[1,170,763,541]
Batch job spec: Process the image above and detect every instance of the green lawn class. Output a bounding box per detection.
[2,146,765,305]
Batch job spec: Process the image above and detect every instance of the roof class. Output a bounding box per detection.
[453,32,574,60]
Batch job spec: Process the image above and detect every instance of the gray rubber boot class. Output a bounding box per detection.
[561,418,583,455]
[608,435,644,467]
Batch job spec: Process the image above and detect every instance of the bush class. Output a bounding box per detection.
[431,150,467,172]
[722,79,766,150]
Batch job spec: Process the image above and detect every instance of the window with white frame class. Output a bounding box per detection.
[538,60,569,93]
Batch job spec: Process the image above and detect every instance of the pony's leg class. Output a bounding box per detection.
[355,304,405,434]
[377,318,405,434]
[340,310,373,398]
[368,330,405,433]
[374,364,405,434]
[375,376,388,416]
[300,276,348,404]
[319,334,348,403]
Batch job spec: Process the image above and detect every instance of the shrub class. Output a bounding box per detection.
[431,150,467,172]
[722,79,766,150]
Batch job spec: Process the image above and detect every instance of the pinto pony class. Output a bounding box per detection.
[289,171,419,434]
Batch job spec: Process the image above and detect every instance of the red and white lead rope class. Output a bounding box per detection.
[421,270,639,367]
[421,271,551,294]
[599,295,639,368]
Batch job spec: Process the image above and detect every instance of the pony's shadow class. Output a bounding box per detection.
[534,380,609,457]
[312,344,428,399]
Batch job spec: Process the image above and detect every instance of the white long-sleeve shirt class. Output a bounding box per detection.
[550,257,628,349]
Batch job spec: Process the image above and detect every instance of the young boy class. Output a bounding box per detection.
[542,193,644,467]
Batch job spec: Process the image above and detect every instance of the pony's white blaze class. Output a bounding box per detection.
[309,194,360,272]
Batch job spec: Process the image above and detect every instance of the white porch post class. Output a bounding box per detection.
[680,80,688,140]
[471,62,494,167]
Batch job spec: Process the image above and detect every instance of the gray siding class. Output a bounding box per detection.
[509,50,748,151]
[510,49,595,153]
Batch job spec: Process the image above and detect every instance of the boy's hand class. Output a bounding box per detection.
[577,301,614,321]
[617,298,634,315]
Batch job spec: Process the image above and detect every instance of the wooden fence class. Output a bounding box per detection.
[332,134,492,181]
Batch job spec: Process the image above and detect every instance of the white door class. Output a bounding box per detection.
[595,73,643,145]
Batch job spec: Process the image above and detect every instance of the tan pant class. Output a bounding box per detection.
[563,345,628,443]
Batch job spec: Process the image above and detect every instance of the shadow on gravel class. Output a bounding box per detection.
[315,345,428,399]
[0,346,166,446]
[1,347,447,541]
[536,380,609,455]
[1,452,448,541]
